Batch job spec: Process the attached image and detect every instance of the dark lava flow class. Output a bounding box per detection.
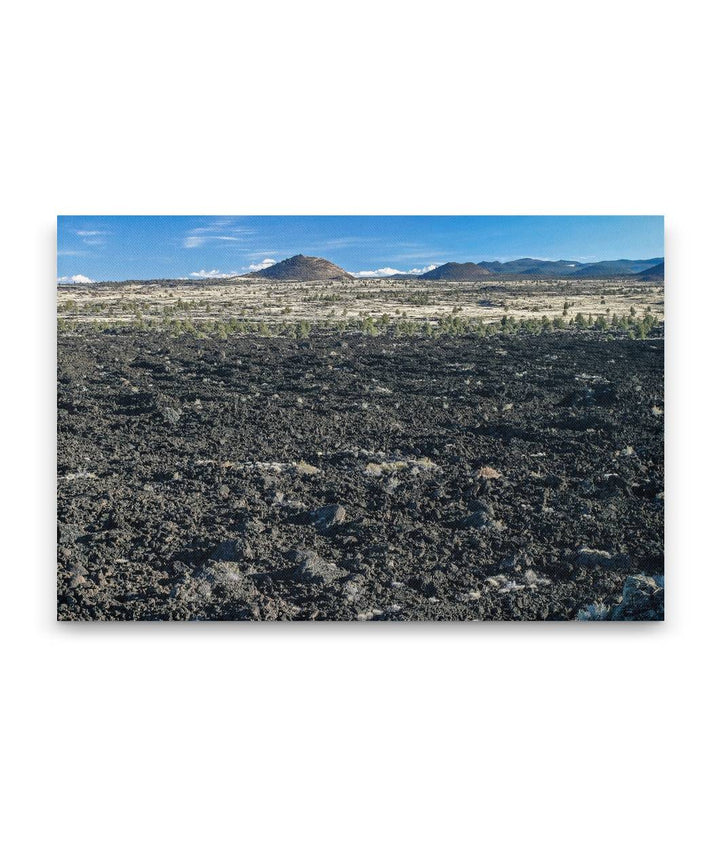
[57,331,664,620]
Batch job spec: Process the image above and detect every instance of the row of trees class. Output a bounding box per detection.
[58,309,660,340]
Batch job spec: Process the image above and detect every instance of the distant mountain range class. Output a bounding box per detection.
[232,253,664,282]
[418,257,663,280]
[568,258,663,279]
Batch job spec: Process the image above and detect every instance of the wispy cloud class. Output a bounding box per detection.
[58,274,94,284]
[183,220,255,249]
[184,235,248,248]
[315,237,376,249]
[76,229,110,247]
[57,249,89,257]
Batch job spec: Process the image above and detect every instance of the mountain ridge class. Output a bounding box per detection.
[632,261,664,281]
[420,262,493,281]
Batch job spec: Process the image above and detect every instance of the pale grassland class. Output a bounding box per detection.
[57,277,663,328]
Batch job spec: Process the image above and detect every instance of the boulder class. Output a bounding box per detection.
[612,574,664,621]
[290,549,344,583]
[310,504,347,531]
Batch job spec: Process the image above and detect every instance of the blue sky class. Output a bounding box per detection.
[57,215,664,282]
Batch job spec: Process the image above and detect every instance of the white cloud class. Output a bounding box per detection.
[351,264,439,278]
[351,267,403,278]
[189,269,240,279]
[58,274,94,284]
[248,258,277,272]
[76,230,107,237]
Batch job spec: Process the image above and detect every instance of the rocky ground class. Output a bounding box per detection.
[57,329,664,620]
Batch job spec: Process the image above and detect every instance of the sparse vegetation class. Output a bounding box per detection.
[57,308,662,342]
[57,274,663,345]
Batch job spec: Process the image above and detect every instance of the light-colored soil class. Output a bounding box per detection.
[57,277,664,326]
